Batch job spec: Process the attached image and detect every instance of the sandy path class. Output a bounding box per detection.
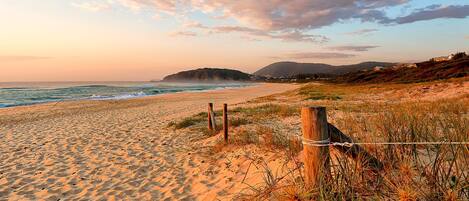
[0,83,298,200]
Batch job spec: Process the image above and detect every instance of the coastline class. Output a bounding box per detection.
[0,82,255,109]
[0,83,296,123]
[0,83,299,200]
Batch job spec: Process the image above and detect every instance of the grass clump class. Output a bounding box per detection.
[232,104,299,119]
[261,126,302,154]
[300,91,342,100]
[229,117,250,127]
[170,104,299,132]
[172,117,201,129]
[298,85,343,100]
[167,113,207,129]
[231,129,260,145]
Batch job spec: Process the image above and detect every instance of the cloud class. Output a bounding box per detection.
[72,1,111,12]
[466,35,469,40]
[169,31,197,37]
[329,45,379,52]
[0,56,50,62]
[166,23,328,42]
[345,29,378,35]
[88,1,469,43]
[270,31,329,43]
[205,25,329,43]
[182,20,208,29]
[385,4,469,24]
[116,0,182,15]
[209,26,261,34]
[273,52,356,60]
[189,0,409,30]
[92,1,469,30]
[115,0,410,30]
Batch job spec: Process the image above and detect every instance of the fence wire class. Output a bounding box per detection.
[300,137,469,147]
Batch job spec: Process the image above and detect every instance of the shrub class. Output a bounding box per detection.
[452,52,467,60]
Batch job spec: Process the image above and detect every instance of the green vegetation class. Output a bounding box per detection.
[300,91,342,100]
[231,104,299,118]
[167,112,208,129]
[162,68,253,82]
[168,117,201,129]
[169,104,299,131]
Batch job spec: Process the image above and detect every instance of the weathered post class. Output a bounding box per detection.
[223,103,228,143]
[208,103,214,130]
[301,107,330,188]
[210,110,217,130]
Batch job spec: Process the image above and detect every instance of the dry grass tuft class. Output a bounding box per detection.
[229,117,250,127]
[398,188,418,201]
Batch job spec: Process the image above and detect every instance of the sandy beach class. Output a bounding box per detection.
[0,83,299,200]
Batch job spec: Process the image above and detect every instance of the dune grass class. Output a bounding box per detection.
[239,84,469,200]
[172,80,468,200]
[168,103,300,131]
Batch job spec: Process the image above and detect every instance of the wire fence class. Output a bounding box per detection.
[301,137,469,147]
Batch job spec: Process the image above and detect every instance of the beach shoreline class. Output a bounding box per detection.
[0,82,256,109]
[0,83,299,200]
[0,83,297,123]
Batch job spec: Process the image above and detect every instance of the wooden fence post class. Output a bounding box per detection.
[208,103,214,130]
[223,103,228,143]
[210,110,217,130]
[301,107,331,188]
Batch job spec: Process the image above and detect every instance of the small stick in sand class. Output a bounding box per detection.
[223,103,228,143]
[210,110,217,130]
[208,103,214,130]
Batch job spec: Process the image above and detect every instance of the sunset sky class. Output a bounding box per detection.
[1,0,469,81]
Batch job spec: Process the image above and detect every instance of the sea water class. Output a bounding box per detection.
[0,82,252,108]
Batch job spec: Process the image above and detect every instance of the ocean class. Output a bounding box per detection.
[0,82,252,108]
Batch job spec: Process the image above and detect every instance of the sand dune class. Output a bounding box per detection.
[0,83,298,200]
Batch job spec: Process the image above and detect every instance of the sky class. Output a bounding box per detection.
[1,0,469,81]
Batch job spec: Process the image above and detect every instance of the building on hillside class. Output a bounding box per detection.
[392,63,417,69]
[431,56,450,62]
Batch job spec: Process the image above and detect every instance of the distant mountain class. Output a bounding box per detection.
[162,68,253,82]
[337,53,469,83]
[254,61,395,78]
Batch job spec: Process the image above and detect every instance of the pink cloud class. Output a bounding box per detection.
[72,1,111,12]
[190,0,409,30]
[88,1,469,43]
[272,52,356,60]
[206,26,328,43]
[329,45,379,52]
[115,0,409,30]
[169,31,197,37]
[344,29,379,35]
[99,1,469,30]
